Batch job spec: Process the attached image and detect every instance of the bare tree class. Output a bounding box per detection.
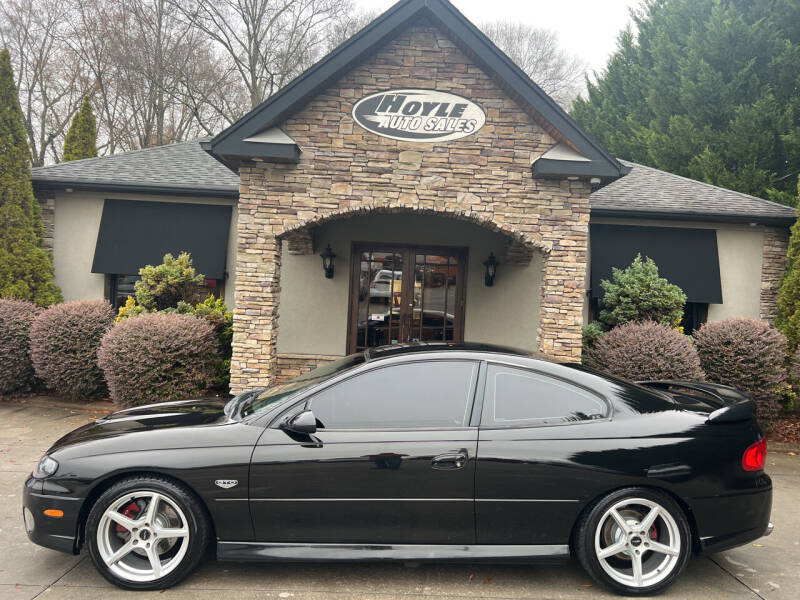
[480,21,587,109]
[1,0,88,166]
[325,7,379,52]
[171,0,353,121]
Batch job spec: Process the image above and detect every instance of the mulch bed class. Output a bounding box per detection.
[769,413,800,446]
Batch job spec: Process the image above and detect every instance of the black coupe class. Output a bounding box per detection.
[23,343,772,595]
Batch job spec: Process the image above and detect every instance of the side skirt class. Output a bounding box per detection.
[217,542,570,563]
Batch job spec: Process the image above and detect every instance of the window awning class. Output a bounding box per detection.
[590,224,722,303]
[92,199,232,279]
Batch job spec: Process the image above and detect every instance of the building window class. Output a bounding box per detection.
[681,302,708,335]
[107,275,223,310]
[108,274,141,309]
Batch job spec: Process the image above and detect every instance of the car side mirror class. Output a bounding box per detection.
[282,410,317,434]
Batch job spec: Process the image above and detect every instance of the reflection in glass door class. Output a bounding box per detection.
[348,244,466,353]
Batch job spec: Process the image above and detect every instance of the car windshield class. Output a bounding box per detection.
[240,353,366,418]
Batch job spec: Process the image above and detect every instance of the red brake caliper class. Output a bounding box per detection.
[116,501,140,533]
[649,524,658,540]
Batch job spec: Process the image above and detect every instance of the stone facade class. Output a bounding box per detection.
[38,197,55,253]
[275,353,341,384]
[760,226,790,322]
[230,22,591,394]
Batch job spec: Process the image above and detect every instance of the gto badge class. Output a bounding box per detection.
[352,89,486,142]
[214,479,238,489]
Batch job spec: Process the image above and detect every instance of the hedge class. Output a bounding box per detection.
[97,312,218,407]
[29,299,114,398]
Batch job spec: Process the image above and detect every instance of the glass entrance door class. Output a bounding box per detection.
[348,244,466,353]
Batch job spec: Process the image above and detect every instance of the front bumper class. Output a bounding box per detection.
[22,476,81,554]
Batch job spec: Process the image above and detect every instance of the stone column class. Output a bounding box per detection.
[229,166,284,394]
[536,181,590,362]
[760,226,790,323]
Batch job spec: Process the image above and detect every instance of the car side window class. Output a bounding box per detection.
[481,364,608,428]
[307,360,478,429]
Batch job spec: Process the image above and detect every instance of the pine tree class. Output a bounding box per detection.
[62,97,98,162]
[0,48,62,306]
[571,0,800,205]
[776,176,800,350]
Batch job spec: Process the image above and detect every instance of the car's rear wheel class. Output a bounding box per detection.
[576,487,691,596]
[86,476,209,590]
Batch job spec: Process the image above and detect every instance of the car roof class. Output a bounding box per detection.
[363,342,553,362]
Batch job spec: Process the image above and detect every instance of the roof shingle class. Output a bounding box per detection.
[591,159,795,224]
[30,143,796,225]
[31,139,238,195]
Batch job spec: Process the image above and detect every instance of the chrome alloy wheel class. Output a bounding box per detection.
[96,491,190,583]
[594,497,682,589]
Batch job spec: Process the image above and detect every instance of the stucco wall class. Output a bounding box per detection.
[590,217,766,321]
[50,191,238,306]
[277,213,542,356]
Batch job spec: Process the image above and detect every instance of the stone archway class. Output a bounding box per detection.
[228,187,590,395]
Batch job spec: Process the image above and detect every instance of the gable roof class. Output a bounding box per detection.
[30,141,796,226]
[591,160,796,226]
[31,139,238,198]
[203,0,626,182]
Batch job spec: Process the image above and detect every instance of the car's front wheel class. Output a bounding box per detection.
[86,475,209,590]
[575,487,691,596]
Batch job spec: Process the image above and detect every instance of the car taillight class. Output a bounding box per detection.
[742,438,767,471]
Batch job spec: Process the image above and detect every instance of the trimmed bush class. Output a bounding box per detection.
[29,299,114,398]
[598,254,686,328]
[586,321,704,382]
[0,299,41,394]
[135,252,203,311]
[695,318,788,425]
[97,312,219,407]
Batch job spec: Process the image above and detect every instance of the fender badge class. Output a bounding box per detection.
[215,479,238,489]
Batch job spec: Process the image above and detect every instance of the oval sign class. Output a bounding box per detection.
[352,89,486,142]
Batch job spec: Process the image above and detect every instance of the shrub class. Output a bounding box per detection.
[0,299,41,394]
[29,299,114,398]
[582,321,605,354]
[586,321,704,382]
[116,294,232,389]
[135,252,204,310]
[97,312,219,407]
[598,254,686,328]
[776,179,800,349]
[695,318,788,425]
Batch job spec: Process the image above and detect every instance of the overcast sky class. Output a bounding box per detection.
[353,0,642,77]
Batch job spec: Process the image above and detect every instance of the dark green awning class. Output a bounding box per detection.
[92,199,231,279]
[590,224,722,304]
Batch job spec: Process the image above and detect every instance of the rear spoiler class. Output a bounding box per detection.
[636,380,757,423]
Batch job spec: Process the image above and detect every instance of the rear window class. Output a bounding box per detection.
[481,365,608,428]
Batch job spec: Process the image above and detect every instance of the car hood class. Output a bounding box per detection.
[49,397,231,453]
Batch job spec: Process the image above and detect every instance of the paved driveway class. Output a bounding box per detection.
[2,397,798,600]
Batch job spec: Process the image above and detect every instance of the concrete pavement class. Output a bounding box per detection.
[1,396,797,600]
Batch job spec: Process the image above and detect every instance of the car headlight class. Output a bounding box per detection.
[33,455,59,479]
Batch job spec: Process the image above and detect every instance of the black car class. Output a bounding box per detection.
[23,343,772,595]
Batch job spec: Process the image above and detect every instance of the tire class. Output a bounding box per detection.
[85,475,210,590]
[575,487,691,596]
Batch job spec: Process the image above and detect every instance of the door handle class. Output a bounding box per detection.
[432,451,468,470]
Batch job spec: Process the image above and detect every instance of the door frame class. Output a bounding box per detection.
[347,241,468,354]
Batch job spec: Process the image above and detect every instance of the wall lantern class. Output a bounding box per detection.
[483,253,499,287]
[320,244,336,279]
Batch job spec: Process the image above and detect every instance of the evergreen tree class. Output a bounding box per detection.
[572,0,800,205]
[0,48,62,306]
[598,254,686,328]
[776,176,800,350]
[62,97,98,162]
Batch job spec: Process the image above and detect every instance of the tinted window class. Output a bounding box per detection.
[308,361,478,429]
[482,365,607,428]
[243,354,366,417]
